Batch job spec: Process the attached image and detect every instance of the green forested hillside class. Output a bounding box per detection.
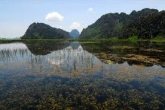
[80,8,165,39]
[21,23,71,39]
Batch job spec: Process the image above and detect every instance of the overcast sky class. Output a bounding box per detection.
[0,0,165,38]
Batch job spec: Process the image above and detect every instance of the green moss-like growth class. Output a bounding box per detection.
[152,36,165,41]
[128,36,138,42]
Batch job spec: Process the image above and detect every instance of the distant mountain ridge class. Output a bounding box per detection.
[21,23,71,39]
[70,29,80,38]
[80,8,165,39]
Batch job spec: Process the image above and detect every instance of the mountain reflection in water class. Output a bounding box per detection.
[0,41,165,109]
[0,41,165,79]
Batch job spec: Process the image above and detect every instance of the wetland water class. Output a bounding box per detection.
[0,40,165,109]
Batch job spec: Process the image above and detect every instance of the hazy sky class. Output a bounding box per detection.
[0,0,165,38]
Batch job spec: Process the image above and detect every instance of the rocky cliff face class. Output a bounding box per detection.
[21,23,71,39]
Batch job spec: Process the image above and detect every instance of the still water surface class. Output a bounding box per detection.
[0,40,165,109]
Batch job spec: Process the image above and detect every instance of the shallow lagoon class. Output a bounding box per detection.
[0,40,165,109]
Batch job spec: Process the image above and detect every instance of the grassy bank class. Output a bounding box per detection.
[1,36,165,44]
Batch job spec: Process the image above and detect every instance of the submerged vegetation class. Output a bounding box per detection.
[0,40,165,109]
[1,73,165,109]
[81,41,165,67]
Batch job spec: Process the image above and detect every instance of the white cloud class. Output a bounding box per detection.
[88,7,94,12]
[45,12,64,22]
[70,22,81,29]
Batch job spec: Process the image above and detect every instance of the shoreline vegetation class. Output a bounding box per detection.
[1,36,165,44]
